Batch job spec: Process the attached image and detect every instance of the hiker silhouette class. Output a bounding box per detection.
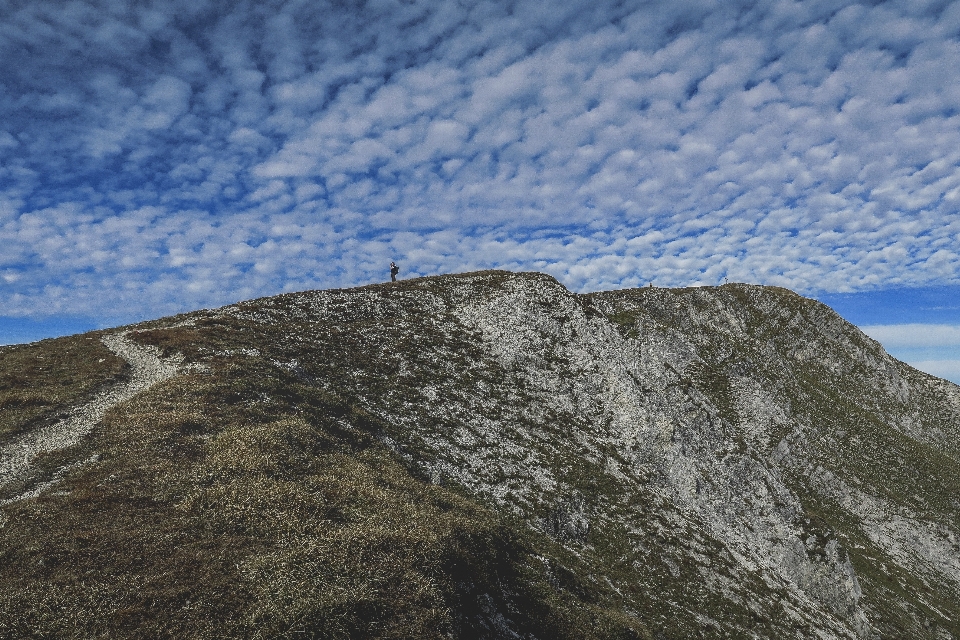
[390,262,399,282]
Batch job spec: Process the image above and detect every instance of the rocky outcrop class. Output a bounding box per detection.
[2,270,959,639]
[228,271,957,638]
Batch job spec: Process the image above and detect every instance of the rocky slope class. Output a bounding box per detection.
[1,270,959,639]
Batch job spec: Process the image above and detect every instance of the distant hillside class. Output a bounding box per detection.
[2,270,959,639]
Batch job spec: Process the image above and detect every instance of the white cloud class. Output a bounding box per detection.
[861,324,960,348]
[857,323,960,384]
[905,360,960,385]
[0,131,18,149]
[2,0,960,324]
[143,75,191,120]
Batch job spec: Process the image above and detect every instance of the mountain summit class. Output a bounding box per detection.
[2,271,959,639]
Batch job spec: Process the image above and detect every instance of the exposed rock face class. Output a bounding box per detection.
[2,270,959,638]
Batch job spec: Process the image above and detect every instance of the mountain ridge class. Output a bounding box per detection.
[1,270,959,639]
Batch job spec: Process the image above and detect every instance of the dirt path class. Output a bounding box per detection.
[0,332,181,499]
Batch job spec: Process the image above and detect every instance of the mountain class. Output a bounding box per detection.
[2,270,959,639]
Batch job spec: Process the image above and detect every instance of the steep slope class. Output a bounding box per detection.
[1,271,958,639]
[1,332,181,495]
[587,284,960,638]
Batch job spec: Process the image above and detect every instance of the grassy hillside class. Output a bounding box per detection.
[2,271,959,638]
[0,333,127,444]
[0,274,648,639]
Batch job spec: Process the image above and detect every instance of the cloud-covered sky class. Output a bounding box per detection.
[3,0,960,379]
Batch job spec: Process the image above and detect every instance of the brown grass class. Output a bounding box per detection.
[0,333,127,444]
[0,318,649,639]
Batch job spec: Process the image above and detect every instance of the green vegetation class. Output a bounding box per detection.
[0,333,127,444]
[0,279,648,639]
[3,272,960,638]
[592,282,960,637]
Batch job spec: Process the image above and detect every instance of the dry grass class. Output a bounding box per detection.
[0,311,649,639]
[0,333,127,444]
[14,273,951,638]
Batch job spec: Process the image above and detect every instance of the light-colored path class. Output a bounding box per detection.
[0,332,181,495]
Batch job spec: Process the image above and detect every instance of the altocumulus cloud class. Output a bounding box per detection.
[2,0,960,322]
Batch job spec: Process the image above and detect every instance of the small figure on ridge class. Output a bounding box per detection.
[390,261,399,282]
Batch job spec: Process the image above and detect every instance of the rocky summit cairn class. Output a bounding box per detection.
[1,270,959,639]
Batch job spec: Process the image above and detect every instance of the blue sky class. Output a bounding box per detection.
[2,0,960,382]
[818,285,960,383]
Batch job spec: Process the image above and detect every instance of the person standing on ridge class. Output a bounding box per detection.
[390,261,399,282]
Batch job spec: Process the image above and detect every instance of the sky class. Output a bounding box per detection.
[2,0,960,381]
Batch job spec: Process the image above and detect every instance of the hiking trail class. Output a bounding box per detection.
[0,332,181,502]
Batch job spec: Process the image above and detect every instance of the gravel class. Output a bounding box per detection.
[0,332,181,500]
